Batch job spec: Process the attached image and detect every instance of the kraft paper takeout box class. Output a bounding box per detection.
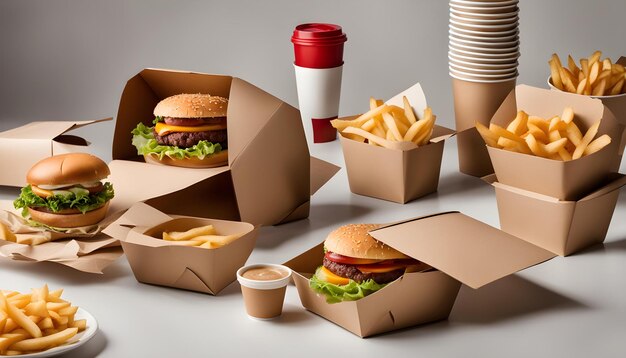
[336,83,455,204]
[486,173,626,256]
[109,68,339,226]
[487,85,622,200]
[0,118,111,187]
[284,212,555,338]
[104,203,257,295]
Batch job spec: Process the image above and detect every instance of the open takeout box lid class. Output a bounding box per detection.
[110,68,339,225]
[105,202,258,294]
[0,118,111,187]
[368,211,556,289]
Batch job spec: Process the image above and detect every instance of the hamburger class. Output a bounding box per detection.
[13,153,115,228]
[309,224,426,303]
[131,93,229,168]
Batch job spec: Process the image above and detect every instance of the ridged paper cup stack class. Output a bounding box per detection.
[449,0,520,177]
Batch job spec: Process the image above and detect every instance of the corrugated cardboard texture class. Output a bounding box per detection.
[113,203,257,295]
[493,174,626,256]
[338,83,455,203]
[284,243,461,338]
[489,85,621,200]
[452,78,516,177]
[284,211,555,337]
[110,68,338,226]
[0,118,111,187]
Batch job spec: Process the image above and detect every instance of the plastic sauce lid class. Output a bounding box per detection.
[292,23,347,44]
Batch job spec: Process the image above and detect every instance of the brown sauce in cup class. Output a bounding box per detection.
[243,267,287,281]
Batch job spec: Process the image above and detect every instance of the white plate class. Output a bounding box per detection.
[9,308,98,358]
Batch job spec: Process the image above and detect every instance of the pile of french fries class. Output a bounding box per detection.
[549,51,626,96]
[0,285,86,355]
[162,225,242,249]
[476,107,611,161]
[331,97,437,150]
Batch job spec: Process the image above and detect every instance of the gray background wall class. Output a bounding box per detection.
[1,0,625,156]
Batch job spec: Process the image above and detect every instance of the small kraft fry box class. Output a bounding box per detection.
[284,212,555,338]
[104,203,257,295]
[486,173,626,256]
[108,68,339,226]
[0,118,111,187]
[336,83,455,204]
[488,85,623,200]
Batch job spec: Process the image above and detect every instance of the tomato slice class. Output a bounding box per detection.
[325,252,383,265]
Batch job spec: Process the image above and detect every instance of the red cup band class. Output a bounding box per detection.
[312,117,337,143]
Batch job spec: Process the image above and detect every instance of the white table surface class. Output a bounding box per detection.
[1,134,625,358]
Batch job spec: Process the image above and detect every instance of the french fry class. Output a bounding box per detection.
[565,121,583,146]
[525,134,547,157]
[588,50,602,65]
[584,134,612,155]
[5,299,42,338]
[403,96,418,124]
[476,122,499,147]
[572,120,600,159]
[550,52,626,96]
[9,327,78,352]
[550,54,564,89]
[163,225,216,241]
[498,137,531,154]
[507,110,529,135]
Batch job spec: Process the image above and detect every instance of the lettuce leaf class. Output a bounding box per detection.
[131,122,223,160]
[13,183,115,218]
[309,266,388,304]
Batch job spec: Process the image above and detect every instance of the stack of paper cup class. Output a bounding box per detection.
[449,0,520,177]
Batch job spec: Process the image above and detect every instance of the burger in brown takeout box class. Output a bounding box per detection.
[132,93,229,168]
[285,212,555,338]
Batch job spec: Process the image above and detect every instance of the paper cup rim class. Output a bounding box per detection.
[450,19,518,30]
[449,35,519,47]
[449,52,519,63]
[450,0,519,7]
[450,13,519,24]
[450,71,518,83]
[449,48,520,59]
[547,77,626,99]
[449,24,519,36]
[450,8,519,18]
[449,63,517,74]
[449,41,519,53]
[450,67,518,78]
[449,29,519,42]
[449,55,518,68]
[237,264,292,290]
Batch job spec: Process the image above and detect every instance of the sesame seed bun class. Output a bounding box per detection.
[26,153,110,186]
[324,224,410,260]
[153,94,228,118]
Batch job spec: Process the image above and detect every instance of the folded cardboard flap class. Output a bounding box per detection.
[369,212,556,289]
[0,118,111,141]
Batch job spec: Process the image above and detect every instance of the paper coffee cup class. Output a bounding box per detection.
[294,64,343,143]
[450,28,519,42]
[237,264,292,320]
[450,9,519,19]
[452,77,516,177]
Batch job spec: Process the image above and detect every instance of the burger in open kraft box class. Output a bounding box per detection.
[331,83,455,204]
[108,68,339,227]
[284,212,555,338]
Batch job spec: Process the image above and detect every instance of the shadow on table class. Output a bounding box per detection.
[450,275,586,325]
[60,329,107,358]
[255,203,373,249]
[0,258,129,284]
[431,171,490,200]
[571,237,626,255]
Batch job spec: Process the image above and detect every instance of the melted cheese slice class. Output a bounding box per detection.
[155,122,227,136]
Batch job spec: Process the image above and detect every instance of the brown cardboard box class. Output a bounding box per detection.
[104,203,257,295]
[0,118,111,187]
[486,174,626,256]
[109,68,339,226]
[284,212,555,337]
[488,85,622,200]
[336,83,455,204]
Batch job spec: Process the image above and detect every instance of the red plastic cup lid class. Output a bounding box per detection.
[292,23,347,43]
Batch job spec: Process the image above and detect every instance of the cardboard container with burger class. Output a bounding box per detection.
[109,68,338,226]
[285,212,555,338]
[0,152,122,273]
[131,93,229,168]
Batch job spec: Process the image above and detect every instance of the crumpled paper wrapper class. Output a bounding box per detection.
[0,200,123,274]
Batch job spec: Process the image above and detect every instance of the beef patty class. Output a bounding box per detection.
[154,128,228,149]
[323,257,405,284]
